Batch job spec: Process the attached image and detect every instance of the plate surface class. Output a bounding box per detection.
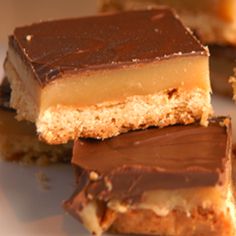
[0,47,235,236]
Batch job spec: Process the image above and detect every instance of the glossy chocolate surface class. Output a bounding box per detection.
[72,117,231,202]
[9,9,207,87]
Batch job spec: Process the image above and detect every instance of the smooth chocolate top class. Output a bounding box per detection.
[71,117,231,202]
[9,8,207,87]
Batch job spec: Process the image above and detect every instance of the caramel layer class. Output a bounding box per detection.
[7,49,210,114]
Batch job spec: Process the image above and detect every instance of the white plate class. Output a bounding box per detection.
[0,48,235,236]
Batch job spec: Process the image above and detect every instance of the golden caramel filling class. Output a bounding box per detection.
[41,56,209,110]
[108,186,229,217]
[7,46,210,114]
[79,185,232,235]
[0,108,35,135]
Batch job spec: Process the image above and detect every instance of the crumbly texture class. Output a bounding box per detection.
[7,61,212,144]
[99,0,236,45]
[0,134,72,166]
[109,207,235,236]
[38,88,211,144]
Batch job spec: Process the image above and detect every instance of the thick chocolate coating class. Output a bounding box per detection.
[9,9,207,87]
[71,117,231,202]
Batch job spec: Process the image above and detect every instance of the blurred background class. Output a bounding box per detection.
[0,0,96,78]
[0,0,96,46]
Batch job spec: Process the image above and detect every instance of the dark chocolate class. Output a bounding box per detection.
[9,9,207,87]
[70,117,231,203]
[209,45,236,96]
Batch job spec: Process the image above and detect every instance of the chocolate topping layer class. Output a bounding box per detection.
[72,117,231,202]
[9,9,207,87]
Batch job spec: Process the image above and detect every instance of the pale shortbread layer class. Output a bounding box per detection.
[72,185,236,236]
[100,0,236,45]
[38,88,211,144]
[111,207,234,236]
[6,60,212,144]
[0,109,71,165]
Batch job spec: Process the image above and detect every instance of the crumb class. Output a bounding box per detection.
[89,171,99,181]
[26,35,33,41]
[35,171,51,190]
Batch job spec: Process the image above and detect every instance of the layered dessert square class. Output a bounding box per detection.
[100,0,236,45]
[64,117,236,236]
[0,79,71,165]
[5,9,211,144]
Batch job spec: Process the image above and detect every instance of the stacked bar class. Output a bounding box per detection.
[4,9,211,144]
[3,7,236,236]
[65,117,236,236]
[99,0,236,46]
[0,78,71,165]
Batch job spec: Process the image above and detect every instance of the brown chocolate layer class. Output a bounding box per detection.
[9,9,207,87]
[72,117,231,202]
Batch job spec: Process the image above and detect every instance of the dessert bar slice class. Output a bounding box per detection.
[100,0,236,45]
[64,117,236,236]
[5,9,211,144]
[0,79,71,165]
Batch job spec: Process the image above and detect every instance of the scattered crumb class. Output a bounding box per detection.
[89,171,99,181]
[26,35,33,41]
[35,171,51,190]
